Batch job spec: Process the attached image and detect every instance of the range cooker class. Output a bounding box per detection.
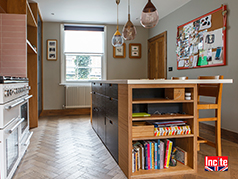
[0,76,33,179]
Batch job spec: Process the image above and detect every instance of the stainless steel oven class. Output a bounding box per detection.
[0,76,33,179]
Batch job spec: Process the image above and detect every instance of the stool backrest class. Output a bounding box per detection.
[197,75,223,103]
[171,77,188,80]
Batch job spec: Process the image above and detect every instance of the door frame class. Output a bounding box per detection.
[148,31,167,79]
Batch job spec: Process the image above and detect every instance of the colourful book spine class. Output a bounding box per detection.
[132,150,134,173]
[152,142,154,169]
[139,144,145,170]
[160,141,164,169]
[164,140,169,168]
[154,141,158,169]
[157,139,160,169]
[147,142,151,170]
[135,151,138,171]
[164,140,173,168]
[150,142,152,169]
[144,142,148,170]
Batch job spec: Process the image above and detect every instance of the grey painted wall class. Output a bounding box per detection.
[43,23,148,110]
[148,0,238,133]
[43,23,65,110]
[107,25,148,79]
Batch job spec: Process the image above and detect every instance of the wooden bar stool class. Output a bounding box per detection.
[171,77,188,80]
[197,75,223,156]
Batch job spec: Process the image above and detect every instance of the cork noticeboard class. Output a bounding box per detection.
[176,5,227,70]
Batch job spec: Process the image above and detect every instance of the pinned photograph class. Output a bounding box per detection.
[200,15,212,30]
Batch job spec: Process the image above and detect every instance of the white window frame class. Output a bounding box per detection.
[60,24,107,85]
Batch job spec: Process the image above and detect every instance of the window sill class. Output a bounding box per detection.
[59,82,92,87]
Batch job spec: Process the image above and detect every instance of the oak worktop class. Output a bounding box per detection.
[91,79,233,84]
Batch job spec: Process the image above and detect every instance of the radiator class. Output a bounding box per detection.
[65,86,91,108]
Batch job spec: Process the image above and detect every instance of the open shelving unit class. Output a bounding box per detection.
[118,84,198,179]
[26,2,39,128]
[27,39,37,54]
[6,0,40,128]
[26,1,37,27]
[132,114,194,121]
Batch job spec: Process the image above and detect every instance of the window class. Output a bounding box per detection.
[63,25,104,81]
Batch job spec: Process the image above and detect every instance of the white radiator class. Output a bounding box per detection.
[65,85,91,108]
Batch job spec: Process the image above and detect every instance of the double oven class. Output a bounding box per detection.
[0,76,33,179]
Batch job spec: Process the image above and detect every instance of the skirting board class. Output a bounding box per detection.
[200,123,238,144]
[40,108,90,117]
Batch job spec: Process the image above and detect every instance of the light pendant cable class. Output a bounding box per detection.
[122,0,137,40]
[111,0,124,47]
[140,0,159,28]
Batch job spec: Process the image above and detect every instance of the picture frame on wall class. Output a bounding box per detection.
[113,43,126,58]
[129,43,141,58]
[47,39,57,61]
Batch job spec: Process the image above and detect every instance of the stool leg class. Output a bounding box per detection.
[215,109,222,156]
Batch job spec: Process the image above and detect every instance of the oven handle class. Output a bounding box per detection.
[4,95,32,110]
[8,118,25,133]
[24,132,33,146]
[24,95,33,101]
[5,99,25,110]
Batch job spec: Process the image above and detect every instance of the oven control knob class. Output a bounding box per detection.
[4,90,8,97]
[14,88,17,94]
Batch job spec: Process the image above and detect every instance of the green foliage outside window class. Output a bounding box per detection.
[74,55,92,79]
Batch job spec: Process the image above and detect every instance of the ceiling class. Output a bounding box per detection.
[30,0,191,26]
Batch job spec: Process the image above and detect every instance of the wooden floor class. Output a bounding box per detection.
[13,115,238,179]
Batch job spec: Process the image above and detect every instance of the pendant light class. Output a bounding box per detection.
[140,0,159,28]
[112,0,124,47]
[122,0,137,40]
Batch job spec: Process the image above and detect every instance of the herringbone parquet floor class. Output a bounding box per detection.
[13,115,238,179]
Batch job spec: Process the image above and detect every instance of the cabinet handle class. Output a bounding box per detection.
[100,83,102,86]
[109,97,113,100]
[109,84,112,87]
[110,120,113,125]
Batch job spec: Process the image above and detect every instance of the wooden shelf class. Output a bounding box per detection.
[132,134,194,141]
[132,114,194,121]
[27,40,37,54]
[27,1,37,27]
[131,163,195,178]
[132,98,193,104]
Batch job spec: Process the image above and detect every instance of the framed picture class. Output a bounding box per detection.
[113,43,126,58]
[129,43,141,58]
[47,39,57,61]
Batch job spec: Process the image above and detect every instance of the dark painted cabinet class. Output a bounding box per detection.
[91,82,118,162]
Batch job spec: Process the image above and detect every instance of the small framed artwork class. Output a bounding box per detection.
[47,39,57,61]
[129,43,141,58]
[113,43,126,58]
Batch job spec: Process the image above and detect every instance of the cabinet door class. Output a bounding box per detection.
[106,98,118,123]
[97,107,105,143]
[91,104,98,132]
[106,117,118,162]
[92,82,97,93]
[106,84,118,99]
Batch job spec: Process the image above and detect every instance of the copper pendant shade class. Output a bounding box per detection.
[140,0,159,28]
[122,0,137,40]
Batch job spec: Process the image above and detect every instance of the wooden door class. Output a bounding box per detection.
[148,31,167,79]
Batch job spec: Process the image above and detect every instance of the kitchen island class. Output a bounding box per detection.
[91,79,232,179]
